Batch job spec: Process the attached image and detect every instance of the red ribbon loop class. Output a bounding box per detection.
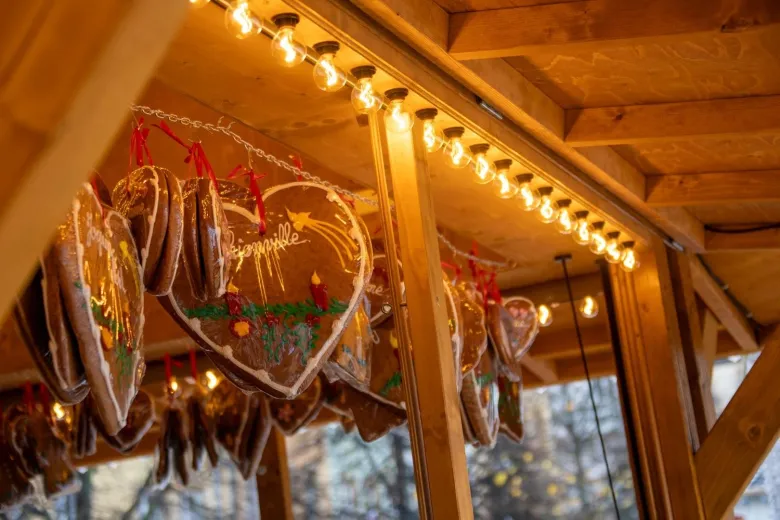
[129,117,153,171]
[228,164,267,235]
[291,155,304,182]
[38,384,50,415]
[441,261,462,283]
[155,121,218,186]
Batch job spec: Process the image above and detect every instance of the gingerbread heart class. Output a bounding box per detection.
[503,297,539,361]
[0,431,33,511]
[237,394,272,480]
[165,181,369,398]
[365,253,400,325]
[325,299,372,390]
[460,401,478,445]
[210,380,252,459]
[367,317,404,408]
[53,183,145,435]
[461,349,500,447]
[188,388,219,470]
[93,390,154,454]
[150,168,184,295]
[454,281,487,376]
[443,277,464,391]
[498,373,524,443]
[71,401,97,458]
[485,301,522,382]
[342,385,407,443]
[271,376,325,435]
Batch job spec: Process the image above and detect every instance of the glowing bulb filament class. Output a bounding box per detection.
[424,121,437,150]
[591,233,606,254]
[538,304,552,327]
[321,59,338,87]
[580,296,598,319]
[622,249,637,270]
[558,211,572,232]
[390,104,409,132]
[205,370,218,390]
[474,157,490,180]
[359,82,376,110]
[232,3,253,35]
[497,173,510,195]
[576,222,590,242]
[540,201,554,221]
[450,140,465,166]
[52,402,65,420]
[280,32,297,63]
[170,378,179,393]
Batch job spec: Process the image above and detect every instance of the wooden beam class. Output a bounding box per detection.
[647,171,780,207]
[504,272,602,305]
[706,228,780,252]
[257,428,294,520]
[531,324,611,360]
[690,258,758,352]
[553,351,615,384]
[448,0,780,59]
[696,327,780,520]
[566,96,780,146]
[76,428,160,468]
[605,238,705,519]
[0,0,189,321]
[519,355,557,383]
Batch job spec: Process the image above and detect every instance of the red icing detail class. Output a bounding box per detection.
[224,290,243,317]
[264,312,280,326]
[310,281,329,312]
[305,313,320,327]
[441,261,462,283]
[38,384,50,415]
[164,353,172,387]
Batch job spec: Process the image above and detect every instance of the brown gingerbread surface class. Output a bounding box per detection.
[237,394,271,480]
[53,183,145,435]
[148,168,184,295]
[461,349,500,447]
[366,317,404,408]
[485,301,523,382]
[498,373,524,443]
[454,281,487,376]
[271,375,324,435]
[198,179,233,299]
[444,279,464,391]
[93,390,154,454]
[326,301,371,390]
[503,297,539,361]
[166,181,368,398]
[365,253,398,326]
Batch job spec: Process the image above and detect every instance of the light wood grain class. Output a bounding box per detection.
[647,170,780,207]
[257,428,294,520]
[695,327,780,520]
[706,228,780,251]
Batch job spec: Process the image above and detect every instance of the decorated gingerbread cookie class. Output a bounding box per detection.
[498,373,524,443]
[149,168,184,295]
[443,278,464,391]
[460,401,478,445]
[367,317,404,408]
[0,422,33,511]
[325,299,372,390]
[345,385,407,443]
[366,253,399,326]
[198,179,233,300]
[188,387,219,470]
[454,281,487,376]
[71,401,97,459]
[271,375,325,435]
[165,181,369,399]
[503,296,539,361]
[93,390,154,454]
[4,405,40,479]
[461,349,500,447]
[53,183,145,435]
[209,380,252,459]
[485,301,523,382]
[237,394,272,480]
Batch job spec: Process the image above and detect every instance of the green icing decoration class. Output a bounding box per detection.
[476,372,494,387]
[379,371,402,397]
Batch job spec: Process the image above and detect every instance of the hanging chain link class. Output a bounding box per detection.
[130,104,512,269]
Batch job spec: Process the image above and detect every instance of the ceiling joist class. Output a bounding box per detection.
[447,0,780,60]
[646,170,780,207]
[706,229,780,252]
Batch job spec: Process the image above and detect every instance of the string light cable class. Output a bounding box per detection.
[130,104,510,269]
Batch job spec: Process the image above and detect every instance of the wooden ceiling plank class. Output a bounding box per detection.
[706,228,780,252]
[695,327,780,520]
[519,354,557,383]
[690,258,758,352]
[531,324,611,360]
[647,170,780,207]
[566,96,780,146]
[0,0,189,321]
[448,0,780,60]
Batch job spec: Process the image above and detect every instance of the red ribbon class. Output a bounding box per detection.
[189,350,198,381]
[23,381,34,415]
[441,261,462,283]
[487,271,502,304]
[38,384,50,415]
[228,164,267,235]
[291,155,304,182]
[129,117,153,171]
[155,121,217,186]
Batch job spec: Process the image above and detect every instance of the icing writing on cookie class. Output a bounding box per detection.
[286,209,357,268]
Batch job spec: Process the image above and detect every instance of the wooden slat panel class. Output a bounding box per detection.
[448,0,780,59]
[647,170,780,207]
[706,228,780,251]
[531,325,611,360]
[696,328,780,520]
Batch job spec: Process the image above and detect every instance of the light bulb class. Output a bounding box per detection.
[205,370,219,390]
[536,187,559,224]
[271,14,306,67]
[589,222,607,255]
[572,211,591,245]
[604,232,623,264]
[416,109,442,152]
[470,144,494,184]
[225,1,260,39]
[555,200,573,234]
[312,41,346,92]
[52,402,65,420]
[443,127,469,169]
[170,378,179,393]
[620,241,639,273]
[384,88,414,134]
[516,174,540,211]
[492,160,519,199]
[537,304,553,327]
[578,296,599,319]
[190,0,210,8]
[350,66,381,114]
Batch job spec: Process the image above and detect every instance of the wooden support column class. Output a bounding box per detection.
[379,116,473,519]
[257,427,294,520]
[603,238,704,519]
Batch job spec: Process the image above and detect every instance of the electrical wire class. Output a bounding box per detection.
[557,254,621,519]
[705,222,780,234]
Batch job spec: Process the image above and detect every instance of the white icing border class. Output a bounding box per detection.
[166,182,368,398]
[40,257,69,391]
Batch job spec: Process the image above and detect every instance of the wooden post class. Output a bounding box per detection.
[369,114,473,518]
[257,427,294,520]
[602,237,705,519]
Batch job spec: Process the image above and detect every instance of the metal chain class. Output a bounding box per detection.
[130,104,512,269]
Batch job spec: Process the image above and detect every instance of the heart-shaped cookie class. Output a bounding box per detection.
[366,317,404,408]
[93,390,154,454]
[19,411,80,498]
[503,296,539,361]
[237,394,272,480]
[53,184,145,435]
[325,300,372,390]
[365,253,400,325]
[342,385,407,443]
[270,375,325,435]
[485,301,523,382]
[165,181,369,398]
[71,401,97,458]
[461,349,500,447]
[460,401,478,445]
[498,373,524,443]
[444,278,464,391]
[454,281,487,376]
[0,424,33,511]
[188,387,219,470]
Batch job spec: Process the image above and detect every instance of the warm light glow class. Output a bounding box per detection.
[589,226,607,255]
[205,370,219,390]
[492,161,518,198]
[52,402,65,420]
[579,296,599,319]
[620,244,639,273]
[422,120,442,152]
[384,99,414,134]
[189,0,210,7]
[537,304,553,327]
[313,54,345,92]
[351,78,380,114]
[470,146,494,184]
[517,179,539,212]
[605,233,623,264]
[271,26,306,67]
[447,138,469,169]
[572,212,591,246]
[555,205,573,234]
[225,2,258,39]
[170,378,179,393]
[537,194,559,224]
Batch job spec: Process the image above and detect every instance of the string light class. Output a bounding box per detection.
[443,127,470,169]
[52,402,66,420]
[572,211,591,246]
[416,108,443,152]
[579,295,599,319]
[516,174,540,211]
[205,370,219,390]
[225,1,261,39]
[492,160,519,199]
[170,377,179,394]
[605,232,623,264]
[536,187,558,224]
[384,88,414,134]
[620,241,639,272]
[312,41,346,92]
[189,0,210,8]
[271,13,306,67]
[350,65,381,114]
[469,144,494,184]
[555,199,573,234]
[589,222,607,255]
[537,304,553,327]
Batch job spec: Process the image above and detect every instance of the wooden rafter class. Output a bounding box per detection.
[705,228,780,252]
[646,171,780,207]
[447,0,780,59]
[695,327,780,520]
[565,96,780,146]
[689,258,758,352]
[257,428,294,520]
[0,0,189,320]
